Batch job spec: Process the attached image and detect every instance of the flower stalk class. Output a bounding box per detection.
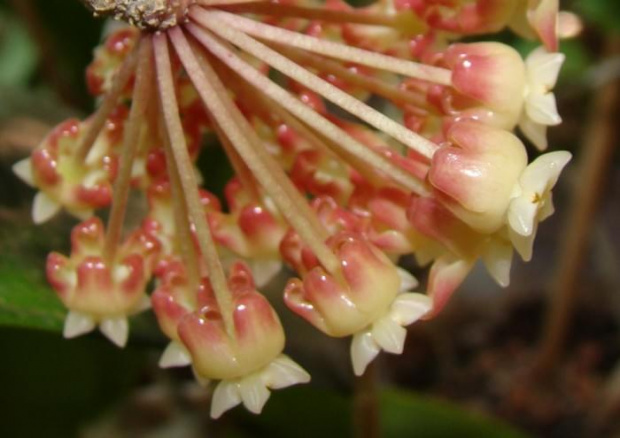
[154,32,236,336]
[103,36,152,261]
[76,42,138,162]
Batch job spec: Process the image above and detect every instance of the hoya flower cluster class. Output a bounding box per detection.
[14,0,570,418]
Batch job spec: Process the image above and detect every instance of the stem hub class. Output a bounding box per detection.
[83,0,195,30]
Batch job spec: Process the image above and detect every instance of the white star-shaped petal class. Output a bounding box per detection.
[63,311,97,339]
[210,354,310,419]
[519,47,565,150]
[481,238,514,287]
[63,312,129,347]
[12,158,34,186]
[507,150,571,260]
[350,292,431,376]
[159,341,192,368]
[100,317,130,347]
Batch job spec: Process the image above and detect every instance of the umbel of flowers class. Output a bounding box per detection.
[14,0,570,418]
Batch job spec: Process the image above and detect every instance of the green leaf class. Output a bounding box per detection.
[0,254,65,331]
[0,11,37,87]
[225,386,529,438]
[381,389,529,438]
[0,218,68,332]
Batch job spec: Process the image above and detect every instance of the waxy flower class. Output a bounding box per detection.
[13,117,121,223]
[87,26,139,96]
[426,121,570,296]
[290,149,354,205]
[429,121,528,234]
[142,180,221,256]
[408,196,514,317]
[284,232,430,374]
[172,263,310,418]
[507,150,572,260]
[208,179,288,287]
[406,0,560,52]
[46,218,159,346]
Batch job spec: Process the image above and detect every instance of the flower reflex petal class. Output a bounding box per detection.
[507,151,572,260]
[520,46,565,150]
[351,293,431,376]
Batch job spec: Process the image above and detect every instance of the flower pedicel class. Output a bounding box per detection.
[14,0,571,418]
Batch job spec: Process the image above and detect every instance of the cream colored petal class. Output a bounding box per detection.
[85,139,108,166]
[526,47,564,89]
[539,194,555,222]
[12,158,34,186]
[525,92,561,126]
[519,117,548,151]
[509,227,536,262]
[239,375,271,414]
[351,331,380,376]
[389,293,431,326]
[99,317,129,348]
[519,151,572,194]
[211,380,241,419]
[371,316,407,355]
[63,311,96,339]
[247,259,282,288]
[131,157,146,180]
[262,354,310,390]
[159,341,192,368]
[481,240,513,287]
[396,267,419,292]
[82,169,107,189]
[32,192,61,224]
[132,295,152,314]
[508,196,539,236]
[112,265,131,283]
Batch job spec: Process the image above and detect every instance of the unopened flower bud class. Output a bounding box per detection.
[445,42,526,128]
[429,122,528,233]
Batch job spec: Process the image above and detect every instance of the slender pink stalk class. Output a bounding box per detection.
[159,113,202,298]
[169,27,343,276]
[193,9,450,86]
[214,2,406,28]
[76,39,139,162]
[153,32,236,336]
[190,9,441,158]
[186,23,429,195]
[103,37,153,261]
